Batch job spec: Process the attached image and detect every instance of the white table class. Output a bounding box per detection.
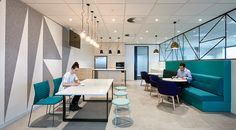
[162,78,187,82]
[56,79,114,122]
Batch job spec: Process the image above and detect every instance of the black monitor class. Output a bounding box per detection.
[69,30,81,49]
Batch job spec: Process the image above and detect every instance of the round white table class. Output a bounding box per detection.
[162,78,187,82]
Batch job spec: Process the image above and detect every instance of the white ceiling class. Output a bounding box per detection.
[21,0,236,44]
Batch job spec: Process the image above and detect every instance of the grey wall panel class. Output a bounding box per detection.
[43,61,54,95]
[27,7,42,107]
[5,0,27,119]
[43,19,61,60]
[62,27,70,74]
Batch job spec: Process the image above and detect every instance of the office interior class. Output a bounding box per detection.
[1,0,236,129]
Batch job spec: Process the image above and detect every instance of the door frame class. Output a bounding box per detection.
[134,46,149,80]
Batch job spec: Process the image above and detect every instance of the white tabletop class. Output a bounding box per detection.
[162,78,187,82]
[148,72,163,76]
[56,79,113,96]
[94,69,126,71]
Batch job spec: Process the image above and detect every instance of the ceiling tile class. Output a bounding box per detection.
[28,4,75,16]
[200,4,236,16]
[149,4,184,16]
[94,0,125,4]
[126,0,156,4]
[157,0,188,3]
[96,4,124,15]
[125,4,154,16]
[102,16,124,23]
[174,4,213,15]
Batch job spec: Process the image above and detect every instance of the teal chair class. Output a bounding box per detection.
[28,81,63,127]
[46,77,63,114]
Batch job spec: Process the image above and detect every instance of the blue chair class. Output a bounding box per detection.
[28,81,63,127]
[156,79,181,110]
[149,75,162,95]
[140,71,151,91]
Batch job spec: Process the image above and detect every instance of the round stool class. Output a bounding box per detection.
[112,98,131,127]
[114,91,128,98]
[115,86,127,91]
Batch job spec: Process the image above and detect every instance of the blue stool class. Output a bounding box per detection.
[114,91,128,98]
[115,86,127,91]
[112,98,131,127]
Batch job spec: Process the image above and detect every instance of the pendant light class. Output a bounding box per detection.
[153,34,159,54]
[85,3,91,43]
[99,37,103,54]
[170,21,179,49]
[79,0,86,39]
[117,37,121,55]
[108,37,112,55]
[90,10,95,45]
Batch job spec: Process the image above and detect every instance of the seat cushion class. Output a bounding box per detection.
[183,87,223,101]
[35,96,63,105]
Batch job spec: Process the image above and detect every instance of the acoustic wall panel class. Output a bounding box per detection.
[45,17,62,58]
[5,0,27,120]
[0,0,6,126]
[27,7,42,107]
[5,9,28,122]
[28,18,44,110]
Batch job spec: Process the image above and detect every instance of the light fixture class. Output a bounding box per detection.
[85,3,91,43]
[155,18,159,22]
[79,0,86,39]
[89,10,94,45]
[117,37,121,55]
[145,30,149,33]
[69,18,73,22]
[198,18,202,22]
[108,37,112,55]
[153,35,159,54]
[170,21,179,49]
[112,18,116,22]
[99,37,103,54]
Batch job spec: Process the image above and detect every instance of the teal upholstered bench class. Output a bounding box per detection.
[182,73,227,112]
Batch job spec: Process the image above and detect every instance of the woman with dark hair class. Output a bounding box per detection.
[59,62,82,111]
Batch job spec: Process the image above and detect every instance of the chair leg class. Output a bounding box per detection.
[140,79,143,86]
[49,105,51,114]
[28,105,33,127]
[176,95,180,105]
[150,87,152,95]
[172,96,175,110]
[52,105,54,127]
[46,105,48,114]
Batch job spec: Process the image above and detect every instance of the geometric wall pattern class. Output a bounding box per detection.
[0,0,94,126]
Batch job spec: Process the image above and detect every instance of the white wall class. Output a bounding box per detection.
[231,60,236,114]
[0,0,6,126]
[94,42,125,68]
[125,44,162,80]
[67,39,94,71]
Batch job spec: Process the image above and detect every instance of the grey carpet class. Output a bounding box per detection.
[63,102,111,130]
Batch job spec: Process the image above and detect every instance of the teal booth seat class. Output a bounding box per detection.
[166,60,231,112]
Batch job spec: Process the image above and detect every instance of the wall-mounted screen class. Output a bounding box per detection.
[69,30,81,49]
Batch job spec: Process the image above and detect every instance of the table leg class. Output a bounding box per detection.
[112,82,113,100]
[63,96,66,121]
[106,92,108,122]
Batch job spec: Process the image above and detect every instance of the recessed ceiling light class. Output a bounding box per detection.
[155,18,159,22]
[140,37,143,40]
[177,30,180,33]
[114,30,117,33]
[145,30,149,33]
[198,18,202,22]
[112,18,116,22]
[69,18,73,22]
[70,27,73,30]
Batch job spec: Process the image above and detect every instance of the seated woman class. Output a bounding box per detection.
[59,62,82,111]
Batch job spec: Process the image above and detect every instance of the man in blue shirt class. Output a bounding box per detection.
[175,63,192,83]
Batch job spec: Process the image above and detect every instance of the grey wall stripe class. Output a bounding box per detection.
[62,27,71,74]
[5,0,27,119]
[43,19,61,59]
[27,7,42,107]
[43,61,54,95]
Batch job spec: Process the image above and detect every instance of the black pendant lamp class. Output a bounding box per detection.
[117,37,121,55]
[153,34,159,54]
[99,37,103,54]
[108,37,112,54]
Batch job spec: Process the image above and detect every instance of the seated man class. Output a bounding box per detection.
[173,63,192,85]
[59,62,82,111]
